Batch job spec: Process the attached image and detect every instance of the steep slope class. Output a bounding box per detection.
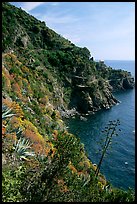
[2,2,134,116]
[2,2,135,202]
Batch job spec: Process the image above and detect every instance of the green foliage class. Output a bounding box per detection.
[2,165,26,202]
[53,132,83,167]
[9,66,22,75]
[31,25,40,34]
[105,188,135,202]
[2,74,6,89]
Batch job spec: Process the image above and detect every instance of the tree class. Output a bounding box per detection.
[95,119,121,177]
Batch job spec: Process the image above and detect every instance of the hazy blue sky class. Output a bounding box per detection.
[10,2,135,60]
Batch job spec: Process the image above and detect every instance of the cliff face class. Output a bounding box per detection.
[109,77,135,90]
[96,61,134,92]
[69,79,117,114]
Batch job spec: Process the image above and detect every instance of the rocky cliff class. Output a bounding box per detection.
[96,61,134,91]
[2,3,134,118]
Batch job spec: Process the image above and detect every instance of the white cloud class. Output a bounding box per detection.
[21,2,45,12]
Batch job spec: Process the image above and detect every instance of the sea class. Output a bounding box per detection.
[65,60,135,190]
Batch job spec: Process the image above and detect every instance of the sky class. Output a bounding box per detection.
[10,2,135,60]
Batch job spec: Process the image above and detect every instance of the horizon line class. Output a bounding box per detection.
[95,59,135,61]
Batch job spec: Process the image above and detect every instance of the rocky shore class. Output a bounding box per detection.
[58,71,134,118]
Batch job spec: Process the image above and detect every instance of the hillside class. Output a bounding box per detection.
[2,2,135,202]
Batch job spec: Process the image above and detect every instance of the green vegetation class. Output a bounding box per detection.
[2,106,135,202]
[2,2,135,202]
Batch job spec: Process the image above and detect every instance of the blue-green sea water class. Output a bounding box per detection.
[66,60,135,190]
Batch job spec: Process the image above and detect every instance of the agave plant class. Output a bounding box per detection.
[13,127,23,139]
[2,105,15,120]
[13,137,35,160]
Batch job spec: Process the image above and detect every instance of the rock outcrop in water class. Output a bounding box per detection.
[96,61,135,92]
[109,77,135,90]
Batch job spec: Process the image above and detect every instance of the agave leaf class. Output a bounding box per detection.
[2,105,15,120]
[14,137,35,159]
